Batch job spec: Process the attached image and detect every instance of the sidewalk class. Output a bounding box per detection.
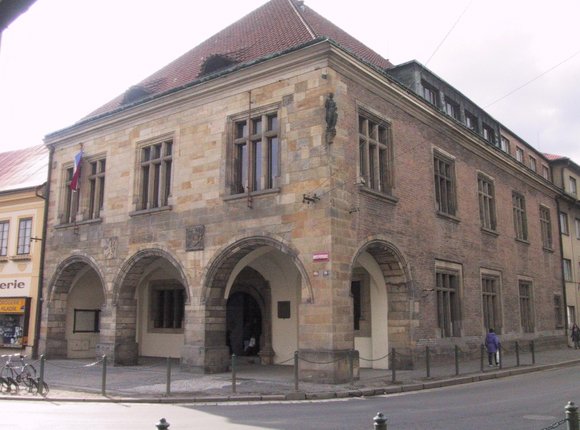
[3,346,580,403]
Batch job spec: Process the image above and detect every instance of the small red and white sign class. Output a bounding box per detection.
[313,252,329,262]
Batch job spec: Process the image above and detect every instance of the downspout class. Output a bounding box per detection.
[555,196,569,336]
[32,144,53,359]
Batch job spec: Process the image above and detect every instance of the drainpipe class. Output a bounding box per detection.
[32,144,53,359]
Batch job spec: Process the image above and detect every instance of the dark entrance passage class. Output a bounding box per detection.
[226,292,262,357]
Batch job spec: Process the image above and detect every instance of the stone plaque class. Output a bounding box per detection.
[103,236,118,259]
[186,225,205,251]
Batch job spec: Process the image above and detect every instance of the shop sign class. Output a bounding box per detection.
[0,278,31,296]
[313,252,329,262]
[0,298,27,314]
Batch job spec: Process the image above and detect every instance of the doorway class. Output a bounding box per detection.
[226,292,262,357]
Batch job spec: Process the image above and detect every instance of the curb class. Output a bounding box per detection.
[3,358,580,404]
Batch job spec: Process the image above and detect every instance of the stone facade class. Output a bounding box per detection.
[40,40,565,383]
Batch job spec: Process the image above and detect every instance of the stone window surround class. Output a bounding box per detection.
[517,276,535,333]
[434,260,463,338]
[480,268,503,334]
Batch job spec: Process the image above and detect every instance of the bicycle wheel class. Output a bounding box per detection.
[18,364,37,389]
[0,376,9,392]
[37,380,49,397]
[0,366,14,379]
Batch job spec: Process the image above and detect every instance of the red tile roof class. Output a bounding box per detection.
[543,153,566,161]
[82,0,392,121]
[0,144,48,193]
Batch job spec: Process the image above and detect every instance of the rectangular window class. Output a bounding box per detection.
[150,284,185,331]
[64,166,79,224]
[500,136,510,153]
[140,139,172,210]
[563,259,573,282]
[539,206,553,249]
[576,218,580,239]
[73,309,101,333]
[478,174,496,231]
[560,212,570,235]
[0,221,8,256]
[512,192,528,241]
[444,97,460,120]
[88,159,106,219]
[542,165,550,180]
[482,275,501,333]
[422,81,439,106]
[482,124,495,143]
[465,111,478,132]
[515,147,524,162]
[434,153,456,216]
[16,218,32,255]
[570,176,577,197]
[436,271,460,337]
[519,281,534,333]
[232,112,279,194]
[358,113,392,194]
[554,295,564,328]
[529,156,537,172]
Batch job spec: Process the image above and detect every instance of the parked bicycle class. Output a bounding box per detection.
[0,353,48,395]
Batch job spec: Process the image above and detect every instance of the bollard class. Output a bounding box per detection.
[390,348,396,383]
[425,346,431,378]
[515,342,520,367]
[231,354,237,394]
[156,418,170,430]
[530,340,536,365]
[165,357,171,397]
[454,345,459,376]
[39,355,45,396]
[294,351,299,392]
[566,401,579,430]
[480,344,484,372]
[498,344,502,370]
[101,355,107,397]
[348,350,354,384]
[373,412,387,430]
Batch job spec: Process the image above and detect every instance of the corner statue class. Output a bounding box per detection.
[325,93,337,143]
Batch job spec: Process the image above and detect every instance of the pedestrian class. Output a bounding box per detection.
[571,323,580,349]
[485,328,501,366]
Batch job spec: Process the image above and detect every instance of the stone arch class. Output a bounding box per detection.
[350,237,417,369]
[201,234,312,305]
[112,247,190,306]
[47,253,106,302]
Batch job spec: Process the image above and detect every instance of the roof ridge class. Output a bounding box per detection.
[288,0,316,40]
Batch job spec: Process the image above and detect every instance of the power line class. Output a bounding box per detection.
[425,0,473,67]
[484,49,580,108]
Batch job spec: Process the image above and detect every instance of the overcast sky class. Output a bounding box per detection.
[1,0,579,164]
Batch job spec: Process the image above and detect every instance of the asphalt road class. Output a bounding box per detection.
[3,364,580,430]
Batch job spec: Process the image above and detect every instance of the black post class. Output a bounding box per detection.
[530,340,536,365]
[391,348,396,383]
[294,351,299,392]
[101,355,107,397]
[498,344,503,370]
[566,401,579,430]
[39,355,45,396]
[165,357,171,397]
[454,345,459,376]
[156,418,170,430]
[515,342,520,367]
[373,412,388,430]
[231,354,237,394]
[425,346,431,378]
[348,350,354,384]
[480,344,484,372]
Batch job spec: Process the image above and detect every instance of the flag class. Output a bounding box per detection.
[69,150,83,191]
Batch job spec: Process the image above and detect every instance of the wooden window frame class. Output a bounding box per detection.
[0,221,8,257]
[149,282,185,333]
[16,218,32,255]
[358,111,393,195]
[434,151,456,216]
[477,174,496,231]
[139,139,173,210]
[539,206,553,250]
[560,212,570,235]
[481,275,501,333]
[88,158,106,220]
[518,280,534,333]
[435,269,461,338]
[512,192,528,241]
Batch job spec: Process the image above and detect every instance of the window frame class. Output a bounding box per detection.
[515,147,524,163]
[529,156,537,172]
[433,151,457,217]
[137,138,173,211]
[575,218,580,240]
[149,282,186,333]
[518,280,534,333]
[62,165,80,224]
[482,123,495,144]
[0,221,8,257]
[444,97,460,120]
[569,176,577,197]
[512,192,528,241]
[500,135,510,153]
[358,110,393,195]
[465,111,478,133]
[481,273,502,334]
[422,81,439,107]
[539,205,553,250]
[560,211,570,235]
[542,165,550,180]
[16,218,32,255]
[477,173,496,231]
[435,265,462,338]
[88,158,106,220]
[563,258,573,282]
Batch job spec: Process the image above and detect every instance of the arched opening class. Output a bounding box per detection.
[226,292,262,357]
[351,240,414,369]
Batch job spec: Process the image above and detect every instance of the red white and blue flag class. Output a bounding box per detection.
[69,150,83,191]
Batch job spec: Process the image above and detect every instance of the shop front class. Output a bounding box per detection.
[0,278,32,349]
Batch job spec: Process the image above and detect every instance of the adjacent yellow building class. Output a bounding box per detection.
[0,145,48,357]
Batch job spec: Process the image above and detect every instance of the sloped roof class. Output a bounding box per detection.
[0,144,48,193]
[83,0,393,121]
[544,153,566,161]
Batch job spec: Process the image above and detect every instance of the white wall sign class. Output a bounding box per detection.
[0,278,31,296]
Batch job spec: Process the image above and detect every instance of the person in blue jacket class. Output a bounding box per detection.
[485,328,501,366]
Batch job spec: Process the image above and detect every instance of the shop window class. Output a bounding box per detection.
[150,283,185,331]
[73,309,100,333]
[0,221,8,256]
[0,297,30,348]
[16,218,32,255]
